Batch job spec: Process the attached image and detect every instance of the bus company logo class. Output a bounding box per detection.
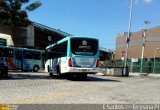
[82,40,87,46]
[0,104,12,110]
[0,104,18,110]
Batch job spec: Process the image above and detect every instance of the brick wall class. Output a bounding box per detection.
[115,26,160,60]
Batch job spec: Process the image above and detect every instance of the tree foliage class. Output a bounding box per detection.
[0,0,42,27]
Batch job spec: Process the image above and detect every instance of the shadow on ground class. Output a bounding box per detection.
[3,73,52,80]
[86,76,121,82]
[56,75,121,82]
[2,73,121,82]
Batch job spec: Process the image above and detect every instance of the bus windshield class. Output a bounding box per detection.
[71,38,98,56]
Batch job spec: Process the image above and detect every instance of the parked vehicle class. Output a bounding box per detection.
[0,46,45,72]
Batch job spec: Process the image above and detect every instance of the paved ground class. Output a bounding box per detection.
[0,72,160,104]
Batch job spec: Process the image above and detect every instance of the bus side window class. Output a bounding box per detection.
[57,41,67,57]
[62,41,67,57]
[33,52,41,60]
[15,51,22,59]
[52,45,59,58]
[46,48,56,59]
[23,50,32,59]
[4,48,14,58]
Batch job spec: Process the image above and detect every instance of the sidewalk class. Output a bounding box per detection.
[96,72,160,78]
[129,73,160,78]
[97,68,160,78]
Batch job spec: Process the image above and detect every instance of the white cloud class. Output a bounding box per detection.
[143,0,153,4]
[134,0,154,4]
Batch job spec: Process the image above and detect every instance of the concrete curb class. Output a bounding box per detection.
[96,72,160,78]
[129,73,160,78]
[95,72,104,76]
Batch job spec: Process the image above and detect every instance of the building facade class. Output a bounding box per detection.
[115,26,160,60]
[0,22,110,61]
[0,22,72,49]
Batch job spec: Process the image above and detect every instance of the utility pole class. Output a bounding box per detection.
[140,21,150,74]
[124,0,133,75]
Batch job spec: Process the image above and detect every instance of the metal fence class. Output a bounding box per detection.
[129,62,160,74]
[102,60,160,74]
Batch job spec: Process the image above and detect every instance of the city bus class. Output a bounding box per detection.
[0,46,45,72]
[45,36,99,79]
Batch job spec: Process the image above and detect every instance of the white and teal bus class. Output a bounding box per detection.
[0,46,45,72]
[45,36,99,79]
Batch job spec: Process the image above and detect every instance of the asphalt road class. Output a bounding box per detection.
[0,72,160,104]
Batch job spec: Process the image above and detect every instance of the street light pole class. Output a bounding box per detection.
[124,0,133,73]
[153,48,159,74]
[140,28,146,74]
[140,21,149,74]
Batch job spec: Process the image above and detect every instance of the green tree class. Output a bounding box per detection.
[0,0,42,27]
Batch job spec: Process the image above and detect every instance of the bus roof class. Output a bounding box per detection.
[58,36,99,43]
[67,36,98,40]
[46,36,99,49]
[0,45,44,52]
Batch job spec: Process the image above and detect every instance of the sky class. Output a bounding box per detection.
[27,0,160,50]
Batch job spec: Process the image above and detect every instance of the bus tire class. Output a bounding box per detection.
[33,65,39,72]
[49,73,53,77]
[57,66,62,78]
[48,66,53,77]
[48,66,50,72]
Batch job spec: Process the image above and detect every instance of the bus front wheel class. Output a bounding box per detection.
[33,65,39,72]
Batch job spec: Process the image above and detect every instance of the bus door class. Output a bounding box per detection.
[15,50,23,70]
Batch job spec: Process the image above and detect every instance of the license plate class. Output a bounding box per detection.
[81,69,87,72]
